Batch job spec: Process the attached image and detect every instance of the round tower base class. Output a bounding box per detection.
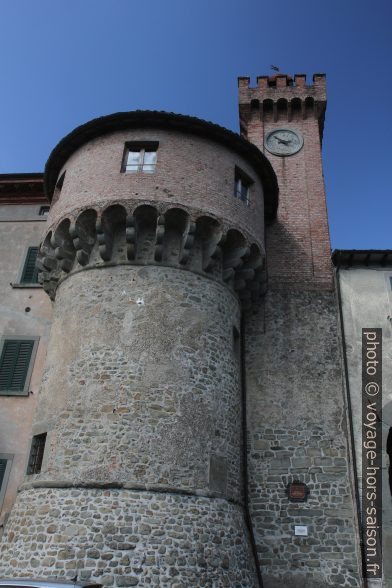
[0,486,257,587]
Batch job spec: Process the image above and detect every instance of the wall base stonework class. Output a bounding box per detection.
[0,487,257,587]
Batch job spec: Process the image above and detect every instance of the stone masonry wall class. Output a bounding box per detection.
[32,265,242,502]
[245,290,361,588]
[0,263,258,586]
[0,487,256,587]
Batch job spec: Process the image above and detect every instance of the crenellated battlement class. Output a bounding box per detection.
[238,73,325,90]
[238,73,326,138]
[38,202,265,308]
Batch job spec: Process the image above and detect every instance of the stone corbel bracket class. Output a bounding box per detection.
[37,202,266,309]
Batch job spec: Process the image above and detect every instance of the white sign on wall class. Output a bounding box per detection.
[294,525,308,536]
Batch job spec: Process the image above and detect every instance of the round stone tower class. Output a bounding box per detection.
[0,111,278,586]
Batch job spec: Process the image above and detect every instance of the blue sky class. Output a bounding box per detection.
[0,0,390,248]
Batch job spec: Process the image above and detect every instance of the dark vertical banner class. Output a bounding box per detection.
[362,329,382,579]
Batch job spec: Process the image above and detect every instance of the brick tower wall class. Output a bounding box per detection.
[239,73,331,291]
[239,75,362,587]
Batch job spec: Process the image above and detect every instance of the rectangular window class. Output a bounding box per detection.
[234,167,253,205]
[0,454,12,510]
[0,459,7,494]
[27,433,47,475]
[52,171,66,205]
[123,142,158,174]
[0,339,36,395]
[20,247,39,284]
[39,205,50,216]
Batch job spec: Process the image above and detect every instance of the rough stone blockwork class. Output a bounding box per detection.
[29,266,242,498]
[0,487,256,587]
[0,265,258,586]
[245,290,361,588]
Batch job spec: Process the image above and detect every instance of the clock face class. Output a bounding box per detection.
[265,128,303,156]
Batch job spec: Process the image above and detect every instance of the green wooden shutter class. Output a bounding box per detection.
[21,247,39,284]
[0,340,34,394]
[0,459,7,490]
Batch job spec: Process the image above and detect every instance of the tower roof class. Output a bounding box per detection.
[44,110,279,221]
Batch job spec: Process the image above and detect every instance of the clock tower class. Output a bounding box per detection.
[238,74,362,587]
[238,73,331,291]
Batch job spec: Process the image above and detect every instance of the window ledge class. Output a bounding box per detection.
[11,283,42,289]
[0,390,30,397]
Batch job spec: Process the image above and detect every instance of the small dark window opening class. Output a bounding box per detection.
[52,171,66,204]
[122,142,159,174]
[27,433,47,475]
[387,427,392,496]
[234,167,253,205]
[233,326,240,358]
[0,459,7,491]
[39,205,50,216]
[20,247,39,284]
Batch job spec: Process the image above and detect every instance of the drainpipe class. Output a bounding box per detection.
[240,312,264,588]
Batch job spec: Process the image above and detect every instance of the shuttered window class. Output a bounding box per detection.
[0,340,35,394]
[0,459,7,491]
[20,247,39,284]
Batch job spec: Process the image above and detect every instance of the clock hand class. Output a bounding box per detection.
[276,137,290,145]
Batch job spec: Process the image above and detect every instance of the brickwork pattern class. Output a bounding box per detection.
[48,129,265,249]
[239,74,332,290]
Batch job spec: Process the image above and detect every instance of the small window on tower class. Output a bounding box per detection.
[39,205,50,216]
[52,171,66,204]
[234,167,253,205]
[122,142,158,174]
[27,433,47,475]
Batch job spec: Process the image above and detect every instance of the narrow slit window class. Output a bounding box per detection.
[234,167,253,205]
[0,459,7,493]
[27,433,47,475]
[233,326,240,358]
[0,455,12,510]
[52,171,66,204]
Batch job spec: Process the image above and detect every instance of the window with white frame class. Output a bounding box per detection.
[123,142,158,174]
[234,167,253,205]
